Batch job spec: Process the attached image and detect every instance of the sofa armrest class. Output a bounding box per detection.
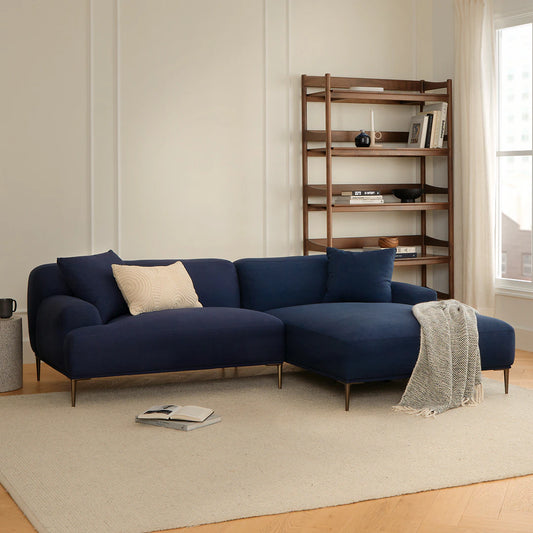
[35,295,103,373]
[391,282,437,305]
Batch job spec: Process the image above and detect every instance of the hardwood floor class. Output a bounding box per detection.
[1,351,533,532]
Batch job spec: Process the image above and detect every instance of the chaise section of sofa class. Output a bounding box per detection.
[235,254,515,410]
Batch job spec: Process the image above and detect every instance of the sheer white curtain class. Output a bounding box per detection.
[454,0,496,315]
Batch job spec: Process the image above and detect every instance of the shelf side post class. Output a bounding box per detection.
[447,78,454,297]
[325,73,333,247]
[302,75,310,255]
[421,156,427,288]
[419,80,428,288]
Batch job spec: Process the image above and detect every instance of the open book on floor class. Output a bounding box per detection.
[135,412,221,432]
[137,404,213,422]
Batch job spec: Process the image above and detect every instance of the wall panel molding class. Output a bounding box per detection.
[265,0,292,257]
[90,0,120,255]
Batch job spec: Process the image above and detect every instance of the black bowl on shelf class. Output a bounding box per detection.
[392,188,423,203]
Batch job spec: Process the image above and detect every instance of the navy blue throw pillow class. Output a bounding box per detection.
[323,247,396,303]
[57,250,128,322]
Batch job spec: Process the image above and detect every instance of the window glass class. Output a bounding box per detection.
[497,21,533,285]
[498,23,532,152]
[499,155,532,281]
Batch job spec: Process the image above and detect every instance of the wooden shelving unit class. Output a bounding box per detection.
[302,74,454,298]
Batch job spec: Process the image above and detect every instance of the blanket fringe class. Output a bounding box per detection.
[462,382,484,406]
[392,405,437,418]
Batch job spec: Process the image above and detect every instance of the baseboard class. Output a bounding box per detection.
[514,327,533,352]
[23,339,34,364]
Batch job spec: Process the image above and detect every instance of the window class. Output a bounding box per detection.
[496,18,533,290]
[523,253,532,277]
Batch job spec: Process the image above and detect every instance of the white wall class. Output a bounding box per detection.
[1,0,456,361]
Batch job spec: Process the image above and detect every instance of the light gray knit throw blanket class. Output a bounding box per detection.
[393,299,483,417]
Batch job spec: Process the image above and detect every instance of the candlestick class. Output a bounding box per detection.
[370,109,375,132]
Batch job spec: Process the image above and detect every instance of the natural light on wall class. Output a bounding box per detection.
[496,20,533,286]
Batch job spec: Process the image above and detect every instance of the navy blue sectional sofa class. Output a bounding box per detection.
[27,251,515,408]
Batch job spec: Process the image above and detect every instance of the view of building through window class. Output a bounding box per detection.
[497,22,532,282]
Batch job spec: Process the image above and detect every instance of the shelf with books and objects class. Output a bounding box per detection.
[301,74,453,298]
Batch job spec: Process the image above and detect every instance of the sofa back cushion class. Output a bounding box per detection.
[323,247,395,303]
[57,250,128,323]
[235,255,328,311]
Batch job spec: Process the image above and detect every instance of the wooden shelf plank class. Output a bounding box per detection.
[308,147,448,157]
[394,255,450,266]
[308,202,449,212]
[306,239,450,266]
[308,236,424,249]
[302,75,448,92]
[305,130,409,143]
[306,183,448,196]
[306,89,448,105]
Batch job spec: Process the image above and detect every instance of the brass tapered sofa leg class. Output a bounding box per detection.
[71,379,77,407]
[36,357,41,381]
[277,363,283,389]
[504,368,510,394]
[345,383,351,411]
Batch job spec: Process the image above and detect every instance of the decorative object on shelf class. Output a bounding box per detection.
[369,110,383,148]
[407,114,429,148]
[354,130,371,147]
[378,237,399,248]
[370,130,383,147]
[0,298,17,319]
[392,188,423,203]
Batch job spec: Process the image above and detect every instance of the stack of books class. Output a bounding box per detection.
[334,190,384,205]
[362,246,418,258]
[407,102,448,148]
[135,404,221,431]
[395,246,417,258]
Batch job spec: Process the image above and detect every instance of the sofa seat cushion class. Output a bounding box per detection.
[63,308,284,379]
[267,303,515,384]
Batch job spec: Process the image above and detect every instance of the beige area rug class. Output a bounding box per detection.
[1,372,533,533]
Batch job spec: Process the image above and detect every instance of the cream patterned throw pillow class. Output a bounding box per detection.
[111,262,202,316]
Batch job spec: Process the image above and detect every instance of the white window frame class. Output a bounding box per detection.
[495,12,533,298]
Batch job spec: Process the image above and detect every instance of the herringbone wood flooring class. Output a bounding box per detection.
[1,351,533,532]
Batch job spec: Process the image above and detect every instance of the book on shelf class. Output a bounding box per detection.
[425,110,440,148]
[362,246,417,258]
[334,195,384,205]
[424,113,434,148]
[397,246,416,254]
[340,190,381,196]
[137,404,214,422]
[136,412,221,432]
[423,102,448,148]
[407,113,429,148]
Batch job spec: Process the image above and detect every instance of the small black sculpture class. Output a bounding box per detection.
[355,130,371,148]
